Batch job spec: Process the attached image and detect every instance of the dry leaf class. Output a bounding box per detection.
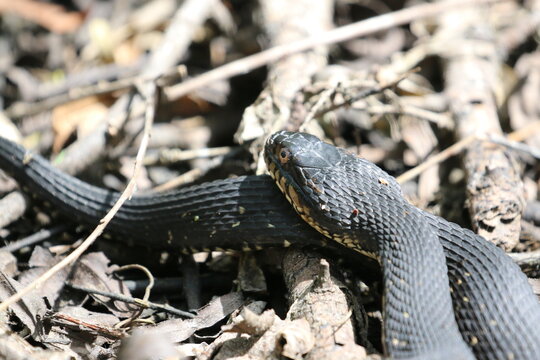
[144,292,244,344]
[18,246,72,306]
[51,95,114,153]
[0,0,84,34]
[69,252,136,318]
[0,271,46,338]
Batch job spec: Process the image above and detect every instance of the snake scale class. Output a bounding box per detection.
[0,132,539,359]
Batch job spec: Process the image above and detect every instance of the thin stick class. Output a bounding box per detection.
[0,225,69,252]
[314,70,412,119]
[396,122,540,184]
[362,104,452,128]
[144,145,236,166]
[396,135,476,184]
[164,0,504,102]
[487,135,540,160]
[5,66,186,119]
[67,283,194,319]
[0,82,157,313]
[6,75,138,119]
[507,121,540,142]
[50,312,125,339]
[152,168,202,192]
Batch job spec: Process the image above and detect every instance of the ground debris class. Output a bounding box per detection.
[1,0,540,358]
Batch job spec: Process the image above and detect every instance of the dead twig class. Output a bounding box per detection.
[0,78,158,314]
[164,0,504,102]
[487,134,540,160]
[5,66,186,119]
[48,311,126,339]
[67,283,194,319]
[0,225,70,253]
[360,103,452,128]
[143,145,236,166]
[282,250,368,358]
[314,70,413,119]
[396,135,476,184]
[509,249,540,277]
[396,122,540,184]
[52,0,217,178]
[151,151,235,192]
[298,70,412,132]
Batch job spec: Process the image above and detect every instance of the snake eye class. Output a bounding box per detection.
[278,148,291,164]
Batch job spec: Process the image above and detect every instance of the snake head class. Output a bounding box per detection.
[265,131,400,257]
[264,131,352,241]
[266,131,342,169]
[264,131,342,203]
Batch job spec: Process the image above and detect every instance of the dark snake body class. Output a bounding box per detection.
[0,134,539,359]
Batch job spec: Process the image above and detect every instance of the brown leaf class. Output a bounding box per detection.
[46,306,121,357]
[51,95,114,153]
[137,292,244,344]
[0,0,85,34]
[69,252,136,318]
[0,271,46,337]
[18,246,72,306]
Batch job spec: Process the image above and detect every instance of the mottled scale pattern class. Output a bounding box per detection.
[423,212,540,360]
[265,131,473,359]
[0,137,325,251]
[1,134,540,359]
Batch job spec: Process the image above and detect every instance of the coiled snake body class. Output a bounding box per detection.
[0,132,539,359]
